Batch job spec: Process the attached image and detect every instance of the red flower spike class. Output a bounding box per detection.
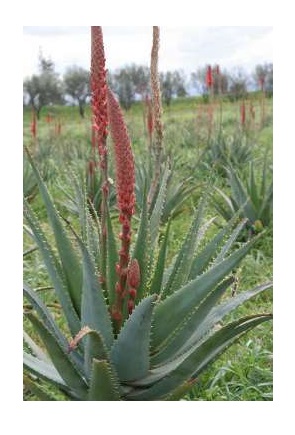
[206,65,213,88]
[91,27,108,159]
[107,88,136,221]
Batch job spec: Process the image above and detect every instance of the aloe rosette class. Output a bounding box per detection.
[23,147,272,400]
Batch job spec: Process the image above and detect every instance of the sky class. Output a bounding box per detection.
[23,26,273,80]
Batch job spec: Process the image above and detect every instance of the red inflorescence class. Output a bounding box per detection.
[91,27,108,160]
[107,88,136,221]
[30,109,37,138]
[206,65,213,88]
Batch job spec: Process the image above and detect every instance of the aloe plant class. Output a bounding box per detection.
[23,148,272,400]
[23,26,272,401]
[203,132,252,176]
[212,158,273,235]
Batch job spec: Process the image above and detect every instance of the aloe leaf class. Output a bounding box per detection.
[229,168,257,223]
[23,283,72,348]
[22,215,81,339]
[83,330,109,379]
[24,283,84,373]
[110,294,158,382]
[132,180,150,300]
[26,313,88,398]
[126,313,272,400]
[25,148,82,315]
[151,277,234,365]
[151,235,259,351]
[105,205,118,307]
[149,221,171,295]
[188,213,241,280]
[150,165,170,247]
[178,281,272,355]
[87,359,121,400]
[23,330,49,362]
[213,218,248,264]
[214,186,236,216]
[23,352,67,389]
[162,194,209,298]
[162,180,196,223]
[249,162,259,208]
[76,234,113,349]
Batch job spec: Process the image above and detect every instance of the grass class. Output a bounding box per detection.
[23,94,273,401]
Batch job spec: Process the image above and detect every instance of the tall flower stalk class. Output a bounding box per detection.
[148,26,164,205]
[107,88,136,329]
[90,26,109,284]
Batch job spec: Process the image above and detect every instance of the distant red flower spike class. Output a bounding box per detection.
[206,65,213,88]
[30,109,37,138]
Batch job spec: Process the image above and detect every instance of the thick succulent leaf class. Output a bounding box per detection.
[25,148,82,314]
[132,181,150,300]
[23,330,49,362]
[149,221,171,295]
[229,168,257,223]
[149,165,170,247]
[188,213,244,280]
[26,313,88,399]
[151,235,258,351]
[110,295,158,382]
[162,194,209,298]
[106,205,119,307]
[249,162,259,207]
[24,283,70,348]
[24,352,67,389]
[88,359,121,400]
[180,281,273,354]
[214,186,236,217]
[83,330,109,379]
[162,179,196,223]
[213,218,248,264]
[76,234,113,349]
[151,277,234,366]
[126,314,272,400]
[23,206,81,337]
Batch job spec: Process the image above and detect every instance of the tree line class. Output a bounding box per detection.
[23,53,273,119]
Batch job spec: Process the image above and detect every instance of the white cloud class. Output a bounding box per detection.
[23,26,273,79]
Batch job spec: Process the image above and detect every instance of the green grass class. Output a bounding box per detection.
[23,94,273,401]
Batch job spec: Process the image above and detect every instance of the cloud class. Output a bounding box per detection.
[22,26,273,79]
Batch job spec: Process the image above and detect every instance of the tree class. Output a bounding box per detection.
[111,67,136,110]
[63,66,90,118]
[23,53,63,119]
[130,64,150,99]
[254,63,273,96]
[160,70,187,106]
[228,68,249,101]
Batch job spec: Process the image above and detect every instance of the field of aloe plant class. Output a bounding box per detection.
[23,27,273,401]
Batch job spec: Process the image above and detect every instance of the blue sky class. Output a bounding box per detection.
[23,26,272,79]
